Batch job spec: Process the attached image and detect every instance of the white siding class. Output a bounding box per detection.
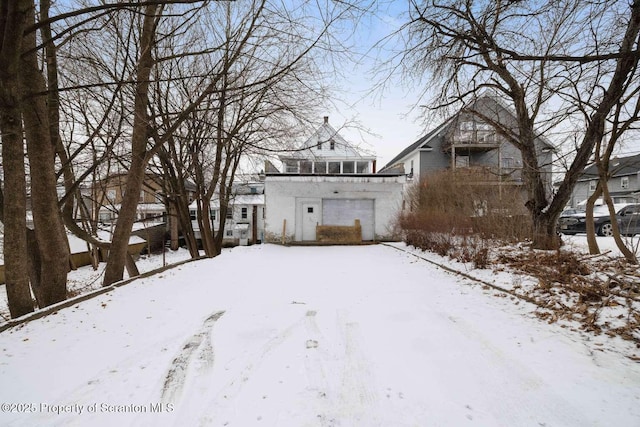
[264,175,405,242]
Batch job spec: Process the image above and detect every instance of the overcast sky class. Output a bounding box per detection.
[322,1,429,169]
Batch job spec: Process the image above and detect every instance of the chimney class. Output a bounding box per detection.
[323,116,329,124]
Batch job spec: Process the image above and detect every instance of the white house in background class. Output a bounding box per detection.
[264,116,405,242]
[189,180,265,245]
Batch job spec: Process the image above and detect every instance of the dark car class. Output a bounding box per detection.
[617,204,640,236]
[558,204,629,236]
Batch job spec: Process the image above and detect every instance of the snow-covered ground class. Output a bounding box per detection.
[0,248,194,321]
[0,243,639,426]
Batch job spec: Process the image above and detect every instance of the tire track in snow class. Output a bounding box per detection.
[160,310,225,405]
[193,310,310,425]
[337,312,380,426]
[302,310,338,427]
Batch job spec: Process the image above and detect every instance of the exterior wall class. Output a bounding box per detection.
[570,174,640,208]
[419,140,449,177]
[264,175,405,242]
[225,202,265,243]
[401,151,421,181]
[93,174,169,224]
[189,201,265,244]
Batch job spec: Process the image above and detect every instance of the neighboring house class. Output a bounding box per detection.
[264,116,405,242]
[569,153,640,207]
[92,173,168,225]
[189,179,265,245]
[379,95,555,197]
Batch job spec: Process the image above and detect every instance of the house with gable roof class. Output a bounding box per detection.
[264,116,405,242]
[569,153,640,207]
[379,95,555,198]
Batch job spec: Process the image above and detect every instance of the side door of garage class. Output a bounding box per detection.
[302,202,321,241]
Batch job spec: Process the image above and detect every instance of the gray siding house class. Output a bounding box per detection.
[569,153,640,207]
[379,96,554,196]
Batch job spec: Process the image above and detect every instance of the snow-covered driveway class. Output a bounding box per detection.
[0,244,639,426]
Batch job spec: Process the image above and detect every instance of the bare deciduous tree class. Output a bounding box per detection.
[390,0,640,249]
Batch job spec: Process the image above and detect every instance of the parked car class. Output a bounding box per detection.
[617,204,640,236]
[558,203,630,236]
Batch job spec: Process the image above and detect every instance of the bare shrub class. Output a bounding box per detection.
[398,169,532,267]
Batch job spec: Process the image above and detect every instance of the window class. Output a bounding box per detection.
[589,180,597,191]
[307,207,314,213]
[226,229,233,237]
[226,208,233,219]
[621,176,629,189]
[501,158,515,168]
[211,209,217,221]
[342,161,355,174]
[285,160,298,173]
[300,161,312,173]
[328,162,340,174]
[330,140,335,150]
[241,207,248,219]
[189,210,196,221]
[356,161,369,174]
[317,141,322,150]
[455,156,469,168]
[314,161,327,174]
[460,121,474,131]
[250,187,257,194]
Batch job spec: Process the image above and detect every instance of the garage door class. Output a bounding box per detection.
[322,199,375,240]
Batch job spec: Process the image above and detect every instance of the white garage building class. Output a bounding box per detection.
[264,117,405,243]
[265,175,404,242]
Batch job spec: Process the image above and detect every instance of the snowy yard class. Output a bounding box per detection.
[1,243,639,426]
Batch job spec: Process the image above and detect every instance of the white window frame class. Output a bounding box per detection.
[589,180,597,192]
[621,176,629,189]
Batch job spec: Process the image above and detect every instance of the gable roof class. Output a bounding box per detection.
[280,116,374,160]
[579,153,640,180]
[380,119,451,171]
[380,95,555,172]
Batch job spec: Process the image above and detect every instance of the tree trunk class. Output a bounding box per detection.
[0,107,33,317]
[20,1,69,306]
[531,211,561,250]
[40,0,75,221]
[103,4,159,286]
[199,196,217,257]
[585,184,602,255]
[601,182,637,263]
